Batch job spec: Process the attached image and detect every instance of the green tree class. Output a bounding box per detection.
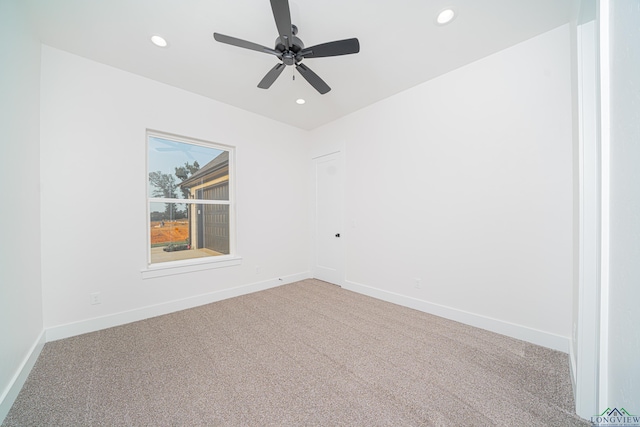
[149,161,200,220]
[149,171,178,219]
[149,171,178,198]
[174,160,200,182]
[175,161,200,200]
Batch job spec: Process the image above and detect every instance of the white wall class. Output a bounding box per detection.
[0,0,45,419]
[40,46,311,337]
[606,0,640,410]
[310,25,574,351]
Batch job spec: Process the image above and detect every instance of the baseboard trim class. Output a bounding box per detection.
[46,271,311,342]
[342,280,570,353]
[0,330,46,423]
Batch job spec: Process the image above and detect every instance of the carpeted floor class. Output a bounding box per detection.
[3,279,590,426]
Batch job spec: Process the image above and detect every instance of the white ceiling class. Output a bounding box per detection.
[24,0,571,130]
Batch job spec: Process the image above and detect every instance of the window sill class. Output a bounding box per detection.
[141,256,242,279]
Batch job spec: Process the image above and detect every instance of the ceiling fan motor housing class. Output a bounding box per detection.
[275,36,304,65]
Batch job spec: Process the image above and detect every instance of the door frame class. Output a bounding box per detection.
[573,0,611,418]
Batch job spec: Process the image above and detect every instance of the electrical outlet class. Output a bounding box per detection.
[255,265,260,274]
[90,292,101,305]
[414,278,422,289]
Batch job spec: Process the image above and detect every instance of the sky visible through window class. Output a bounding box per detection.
[148,136,224,199]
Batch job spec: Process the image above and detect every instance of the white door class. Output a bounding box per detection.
[313,152,344,285]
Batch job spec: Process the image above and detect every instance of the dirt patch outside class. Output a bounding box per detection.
[150,221,189,245]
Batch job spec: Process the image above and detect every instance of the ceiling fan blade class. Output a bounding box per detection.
[258,63,286,89]
[270,0,293,49]
[297,38,360,59]
[213,33,281,57]
[296,63,331,94]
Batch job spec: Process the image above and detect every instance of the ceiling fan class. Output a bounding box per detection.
[213,0,360,95]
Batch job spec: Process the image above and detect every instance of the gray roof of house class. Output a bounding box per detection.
[179,151,228,189]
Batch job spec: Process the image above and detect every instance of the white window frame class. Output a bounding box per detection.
[141,129,241,279]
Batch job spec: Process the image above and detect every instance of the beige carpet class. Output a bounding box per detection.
[3,279,589,426]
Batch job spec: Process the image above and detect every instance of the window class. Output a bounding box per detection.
[146,130,235,268]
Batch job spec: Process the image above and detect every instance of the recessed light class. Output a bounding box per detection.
[151,35,168,47]
[296,98,306,105]
[437,9,455,25]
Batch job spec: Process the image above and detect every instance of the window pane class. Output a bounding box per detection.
[148,137,228,200]
[149,202,229,264]
[150,201,189,246]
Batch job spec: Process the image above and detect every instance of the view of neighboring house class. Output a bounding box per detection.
[179,151,230,255]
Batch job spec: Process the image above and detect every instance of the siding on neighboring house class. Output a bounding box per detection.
[181,152,230,254]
